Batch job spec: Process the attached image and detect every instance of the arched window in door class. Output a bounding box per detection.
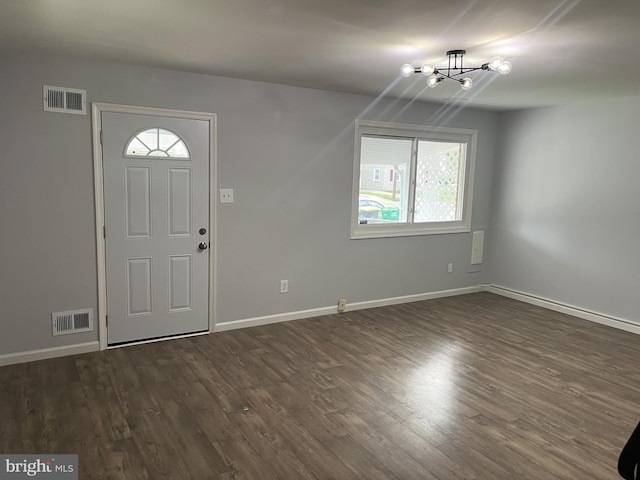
[125,128,190,159]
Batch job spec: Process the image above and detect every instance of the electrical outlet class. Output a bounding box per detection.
[280,280,288,294]
[219,188,234,204]
[338,298,346,312]
[447,262,454,273]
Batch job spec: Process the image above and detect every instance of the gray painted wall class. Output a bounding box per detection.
[0,51,498,356]
[488,98,640,322]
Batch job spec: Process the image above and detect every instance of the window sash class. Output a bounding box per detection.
[352,120,477,239]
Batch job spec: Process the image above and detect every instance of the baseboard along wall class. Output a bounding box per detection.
[214,286,482,332]
[0,341,100,367]
[2,284,637,366]
[485,284,640,336]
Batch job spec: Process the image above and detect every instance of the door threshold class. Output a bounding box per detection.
[107,330,209,349]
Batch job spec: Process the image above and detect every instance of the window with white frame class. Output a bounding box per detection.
[352,120,476,239]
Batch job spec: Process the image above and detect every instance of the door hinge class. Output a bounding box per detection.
[105,315,108,326]
[103,225,106,238]
[100,130,103,145]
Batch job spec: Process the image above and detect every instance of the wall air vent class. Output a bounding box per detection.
[52,309,94,336]
[43,85,87,115]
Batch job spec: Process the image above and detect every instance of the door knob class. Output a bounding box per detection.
[198,242,208,251]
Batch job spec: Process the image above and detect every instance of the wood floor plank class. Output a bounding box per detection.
[95,437,150,480]
[242,385,357,479]
[323,434,401,480]
[115,385,195,479]
[325,409,440,479]
[1,292,639,478]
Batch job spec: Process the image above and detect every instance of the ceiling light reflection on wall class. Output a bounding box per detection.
[401,50,512,90]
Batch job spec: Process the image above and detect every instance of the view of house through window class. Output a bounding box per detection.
[352,121,476,238]
[359,136,410,224]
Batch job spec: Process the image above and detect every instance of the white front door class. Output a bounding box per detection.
[102,111,211,345]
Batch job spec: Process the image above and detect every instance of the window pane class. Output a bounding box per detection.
[137,129,159,151]
[158,129,180,150]
[148,150,169,157]
[359,136,411,224]
[414,141,464,223]
[167,142,189,158]
[126,137,150,156]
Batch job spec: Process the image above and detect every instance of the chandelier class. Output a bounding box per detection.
[401,49,512,90]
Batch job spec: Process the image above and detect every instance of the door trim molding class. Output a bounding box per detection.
[92,103,217,350]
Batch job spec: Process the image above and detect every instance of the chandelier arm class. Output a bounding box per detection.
[412,67,485,77]
[432,67,483,81]
[440,67,483,79]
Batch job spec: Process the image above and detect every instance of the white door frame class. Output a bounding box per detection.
[92,103,217,350]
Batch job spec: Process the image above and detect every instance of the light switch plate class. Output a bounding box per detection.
[219,188,234,204]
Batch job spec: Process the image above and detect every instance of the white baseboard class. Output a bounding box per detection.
[0,341,100,367]
[485,285,640,335]
[5,285,632,365]
[346,286,482,311]
[215,286,482,332]
[215,306,337,332]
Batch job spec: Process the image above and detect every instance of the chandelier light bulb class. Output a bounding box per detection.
[460,78,473,90]
[426,75,440,88]
[497,60,512,75]
[421,65,435,76]
[400,64,415,77]
[488,56,504,71]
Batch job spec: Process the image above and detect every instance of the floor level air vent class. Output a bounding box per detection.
[43,85,87,115]
[52,309,94,336]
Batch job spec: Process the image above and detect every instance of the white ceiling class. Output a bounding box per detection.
[2,0,639,110]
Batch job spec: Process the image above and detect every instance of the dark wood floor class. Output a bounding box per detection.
[1,292,639,479]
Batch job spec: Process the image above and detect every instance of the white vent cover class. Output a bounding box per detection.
[43,85,87,115]
[52,308,94,336]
